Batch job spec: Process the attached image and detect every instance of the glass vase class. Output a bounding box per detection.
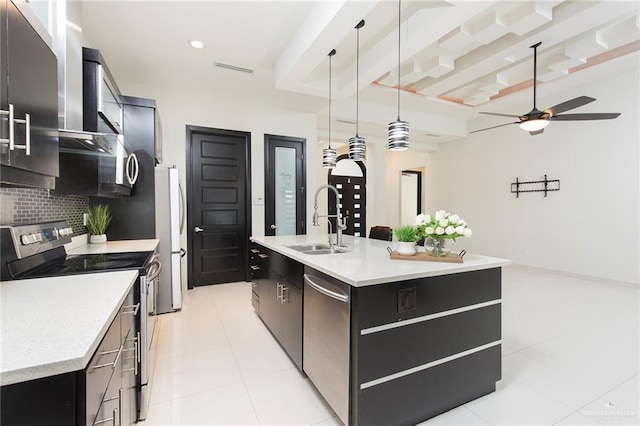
[424,237,454,257]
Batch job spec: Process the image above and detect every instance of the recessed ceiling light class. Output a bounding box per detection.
[189,40,205,49]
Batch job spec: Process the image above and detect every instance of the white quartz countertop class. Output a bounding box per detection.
[250,235,511,287]
[0,270,138,386]
[67,238,159,255]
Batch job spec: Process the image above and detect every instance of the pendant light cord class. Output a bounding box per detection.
[397,0,401,121]
[356,23,360,136]
[328,50,333,149]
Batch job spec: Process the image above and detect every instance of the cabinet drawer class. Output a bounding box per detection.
[356,268,501,329]
[93,350,122,426]
[86,314,121,425]
[269,250,302,288]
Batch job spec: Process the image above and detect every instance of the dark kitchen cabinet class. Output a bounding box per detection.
[0,0,59,189]
[99,96,160,240]
[252,245,303,370]
[83,47,123,134]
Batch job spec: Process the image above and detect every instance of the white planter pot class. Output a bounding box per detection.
[397,241,417,256]
[89,234,107,244]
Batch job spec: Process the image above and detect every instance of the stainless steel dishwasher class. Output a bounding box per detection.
[303,273,351,425]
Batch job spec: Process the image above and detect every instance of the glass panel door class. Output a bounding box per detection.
[274,146,297,235]
[264,134,306,236]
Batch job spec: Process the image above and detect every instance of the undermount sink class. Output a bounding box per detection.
[287,244,331,251]
[286,244,348,255]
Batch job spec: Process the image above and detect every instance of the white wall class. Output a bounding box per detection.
[426,66,640,285]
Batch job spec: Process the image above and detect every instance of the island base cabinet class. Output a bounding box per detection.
[348,267,503,425]
[252,247,303,371]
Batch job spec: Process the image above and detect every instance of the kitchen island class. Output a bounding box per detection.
[250,234,510,426]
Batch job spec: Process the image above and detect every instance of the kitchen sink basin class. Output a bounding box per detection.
[303,248,348,255]
[286,244,348,255]
[286,244,331,252]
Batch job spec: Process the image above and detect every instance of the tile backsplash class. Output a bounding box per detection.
[0,188,88,235]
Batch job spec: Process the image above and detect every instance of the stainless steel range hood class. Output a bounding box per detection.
[58,129,122,155]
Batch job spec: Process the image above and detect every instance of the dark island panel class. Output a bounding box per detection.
[357,304,501,383]
[355,345,501,426]
[354,268,501,329]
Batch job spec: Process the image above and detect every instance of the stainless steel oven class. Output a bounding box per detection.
[0,220,160,421]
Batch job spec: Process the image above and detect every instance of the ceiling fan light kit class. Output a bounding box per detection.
[473,42,621,136]
[388,0,409,152]
[519,119,550,132]
[323,49,337,169]
[349,20,366,161]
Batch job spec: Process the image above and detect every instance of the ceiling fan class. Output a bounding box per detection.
[471,41,621,136]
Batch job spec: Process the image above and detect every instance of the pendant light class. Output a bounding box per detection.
[388,0,409,151]
[349,20,366,161]
[322,49,337,169]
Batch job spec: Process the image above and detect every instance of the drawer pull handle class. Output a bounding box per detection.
[250,265,260,271]
[122,303,140,315]
[94,407,118,425]
[93,343,123,370]
[250,249,260,254]
[134,340,139,376]
[258,254,269,259]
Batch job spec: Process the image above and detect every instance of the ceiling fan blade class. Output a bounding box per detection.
[529,129,544,136]
[479,112,521,118]
[470,122,519,134]
[543,96,595,116]
[549,113,621,121]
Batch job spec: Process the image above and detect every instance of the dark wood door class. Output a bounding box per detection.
[264,134,306,236]
[328,158,367,237]
[187,126,251,287]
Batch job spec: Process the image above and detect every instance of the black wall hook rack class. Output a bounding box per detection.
[511,174,560,198]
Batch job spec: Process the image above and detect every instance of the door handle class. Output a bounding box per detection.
[270,224,277,229]
[194,226,204,233]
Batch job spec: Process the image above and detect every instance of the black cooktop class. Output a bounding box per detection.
[13,251,154,279]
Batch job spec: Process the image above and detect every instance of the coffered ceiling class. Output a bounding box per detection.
[81,0,640,150]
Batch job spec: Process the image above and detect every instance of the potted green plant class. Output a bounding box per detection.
[86,204,112,244]
[394,225,419,256]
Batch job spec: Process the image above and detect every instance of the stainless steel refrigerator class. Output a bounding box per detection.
[154,165,185,313]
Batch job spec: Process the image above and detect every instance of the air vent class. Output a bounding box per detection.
[214,62,254,74]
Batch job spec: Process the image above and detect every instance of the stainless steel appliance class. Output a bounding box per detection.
[303,273,351,425]
[0,220,160,421]
[154,164,185,313]
[55,130,139,197]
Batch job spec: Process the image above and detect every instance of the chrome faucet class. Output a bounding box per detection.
[313,184,347,248]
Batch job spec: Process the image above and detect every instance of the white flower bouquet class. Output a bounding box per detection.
[415,210,472,241]
[415,210,472,257]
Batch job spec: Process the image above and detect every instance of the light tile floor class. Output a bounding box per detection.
[143,266,639,425]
